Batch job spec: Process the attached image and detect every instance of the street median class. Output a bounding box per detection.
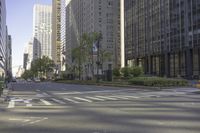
[54,78,190,90]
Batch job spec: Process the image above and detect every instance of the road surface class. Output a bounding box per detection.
[0,81,200,133]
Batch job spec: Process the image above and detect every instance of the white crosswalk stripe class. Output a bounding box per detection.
[24,100,32,107]
[64,98,80,104]
[110,96,130,100]
[74,97,93,103]
[40,99,52,106]
[51,98,66,104]
[85,96,105,101]
[8,100,15,108]
[122,96,140,99]
[95,96,118,100]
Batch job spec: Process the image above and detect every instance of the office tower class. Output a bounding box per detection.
[52,0,61,68]
[33,4,52,60]
[0,0,7,77]
[60,0,67,71]
[125,0,200,79]
[6,35,12,74]
[66,0,121,72]
[24,40,33,70]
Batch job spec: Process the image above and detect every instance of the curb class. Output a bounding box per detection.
[55,81,189,91]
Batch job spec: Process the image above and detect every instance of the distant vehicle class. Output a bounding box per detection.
[12,78,17,82]
[27,79,32,82]
[34,78,41,82]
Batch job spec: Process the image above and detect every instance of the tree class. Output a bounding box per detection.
[21,70,34,80]
[30,56,55,79]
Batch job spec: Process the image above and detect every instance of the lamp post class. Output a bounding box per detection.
[96,33,102,83]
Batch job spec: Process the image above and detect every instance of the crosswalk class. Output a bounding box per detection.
[7,95,166,108]
[7,94,146,109]
[7,89,192,109]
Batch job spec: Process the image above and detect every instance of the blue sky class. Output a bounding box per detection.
[6,0,51,72]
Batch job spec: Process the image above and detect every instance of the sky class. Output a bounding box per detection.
[6,0,52,74]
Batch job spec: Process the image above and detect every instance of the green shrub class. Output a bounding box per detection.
[113,68,121,77]
[130,66,143,77]
[121,67,131,78]
[129,77,188,87]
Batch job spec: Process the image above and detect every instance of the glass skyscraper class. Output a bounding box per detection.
[125,0,200,79]
[0,0,7,78]
[33,4,52,60]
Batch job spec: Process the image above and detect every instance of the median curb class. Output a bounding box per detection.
[54,80,191,91]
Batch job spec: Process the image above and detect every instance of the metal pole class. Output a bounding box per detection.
[96,39,100,83]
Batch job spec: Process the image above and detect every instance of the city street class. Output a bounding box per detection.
[0,81,200,133]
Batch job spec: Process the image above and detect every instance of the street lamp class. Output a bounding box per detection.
[96,33,102,83]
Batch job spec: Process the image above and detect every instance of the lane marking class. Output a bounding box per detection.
[8,101,15,108]
[9,118,30,122]
[85,96,105,101]
[24,100,32,107]
[40,99,52,106]
[110,96,130,100]
[64,98,80,104]
[51,98,66,104]
[74,97,93,103]
[54,89,139,95]
[42,92,50,97]
[95,96,117,100]
[122,96,139,99]
[55,91,81,95]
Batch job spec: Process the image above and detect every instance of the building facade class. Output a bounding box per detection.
[52,0,61,68]
[33,4,52,60]
[66,0,121,73]
[24,40,33,70]
[60,0,67,71]
[6,35,12,75]
[125,0,200,79]
[0,0,7,78]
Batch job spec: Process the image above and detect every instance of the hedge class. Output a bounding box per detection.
[129,77,188,87]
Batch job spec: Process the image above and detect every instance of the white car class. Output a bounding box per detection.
[34,78,41,82]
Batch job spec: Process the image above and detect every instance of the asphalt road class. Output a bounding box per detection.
[0,81,200,133]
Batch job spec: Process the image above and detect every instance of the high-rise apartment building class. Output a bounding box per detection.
[125,0,200,79]
[33,4,52,60]
[0,0,7,78]
[52,0,61,68]
[66,0,121,72]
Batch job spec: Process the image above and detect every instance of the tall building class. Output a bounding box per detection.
[60,0,67,71]
[33,4,52,60]
[6,35,12,75]
[125,0,200,79]
[0,0,7,78]
[52,0,61,68]
[66,0,121,72]
[24,40,33,70]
